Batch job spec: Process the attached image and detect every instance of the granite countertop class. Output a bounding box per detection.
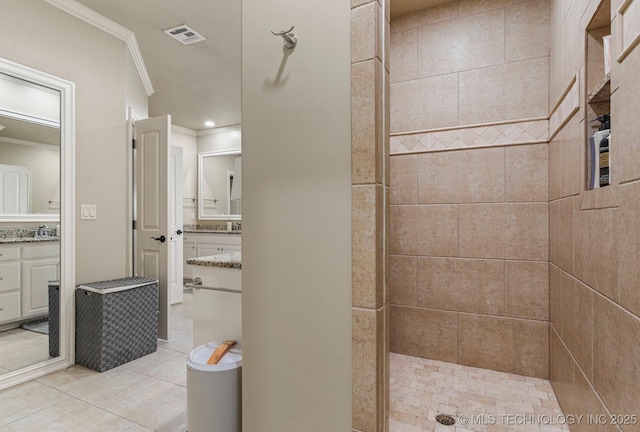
[187,251,241,269]
[0,236,60,244]
[183,229,241,234]
[0,228,60,244]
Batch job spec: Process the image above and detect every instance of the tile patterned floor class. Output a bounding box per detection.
[390,353,570,432]
[0,299,570,432]
[0,327,52,373]
[0,293,193,432]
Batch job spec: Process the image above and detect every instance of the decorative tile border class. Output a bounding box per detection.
[390,119,549,155]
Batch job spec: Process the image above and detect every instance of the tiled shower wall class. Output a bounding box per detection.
[548,0,640,428]
[389,0,552,379]
[351,0,390,431]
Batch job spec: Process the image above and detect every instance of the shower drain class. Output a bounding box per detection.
[435,414,456,426]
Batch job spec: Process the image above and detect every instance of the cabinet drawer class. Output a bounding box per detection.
[0,291,20,323]
[22,243,60,259]
[183,234,195,243]
[0,247,20,262]
[197,234,241,246]
[0,262,20,293]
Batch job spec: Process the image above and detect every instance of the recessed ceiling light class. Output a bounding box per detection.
[205,121,215,127]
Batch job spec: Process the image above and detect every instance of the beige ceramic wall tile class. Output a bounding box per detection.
[505,0,550,63]
[390,154,416,204]
[353,307,384,432]
[385,68,391,189]
[613,47,640,183]
[618,181,640,317]
[550,329,576,416]
[353,185,384,309]
[560,274,594,379]
[549,264,563,333]
[417,147,506,204]
[574,207,619,302]
[416,9,505,77]
[390,204,458,256]
[572,366,621,432]
[459,203,548,260]
[390,1,459,33]
[352,59,382,184]
[593,294,640,427]
[549,197,574,273]
[458,313,549,378]
[390,29,417,83]
[506,144,549,202]
[548,0,584,107]
[390,74,458,133]
[549,114,581,200]
[389,305,458,362]
[459,0,529,16]
[459,57,549,125]
[352,1,380,63]
[389,255,417,306]
[505,261,549,321]
[417,257,505,315]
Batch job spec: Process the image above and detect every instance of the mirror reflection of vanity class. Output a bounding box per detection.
[198,149,241,220]
[0,57,74,389]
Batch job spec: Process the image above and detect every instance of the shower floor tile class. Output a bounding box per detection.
[390,353,570,432]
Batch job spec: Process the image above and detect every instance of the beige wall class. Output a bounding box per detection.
[548,0,640,426]
[389,0,551,378]
[0,0,147,283]
[241,0,352,430]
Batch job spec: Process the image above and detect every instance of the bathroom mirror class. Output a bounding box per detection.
[198,149,242,220]
[0,57,74,390]
[0,72,60,222]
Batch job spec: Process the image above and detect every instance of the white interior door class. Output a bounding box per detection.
[170,145,183,305]
[0,164,29,213]
[134,115,171,340]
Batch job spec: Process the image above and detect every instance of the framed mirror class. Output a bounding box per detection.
[0,72,61,223]
[198,149,241,220]
[0,57,74,390]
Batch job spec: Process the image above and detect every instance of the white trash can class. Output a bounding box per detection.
[187,342,242,432]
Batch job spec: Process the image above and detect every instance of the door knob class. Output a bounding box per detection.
[151,235,166,243]
[176,229,183,235]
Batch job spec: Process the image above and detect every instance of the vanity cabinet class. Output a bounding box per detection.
[0,246,22,324]
[0,242,59,324]
[183,233,241,279]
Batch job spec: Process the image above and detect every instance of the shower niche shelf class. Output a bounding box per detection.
[583,0,614,199]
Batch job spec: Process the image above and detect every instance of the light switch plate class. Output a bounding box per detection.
[81,204,97,220]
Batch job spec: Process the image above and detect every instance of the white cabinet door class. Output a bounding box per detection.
[183,242,197,279]
[22,258,58,318]
[0,292,21,324]
[196,245,221,257]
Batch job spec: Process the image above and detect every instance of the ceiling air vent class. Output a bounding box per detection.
[164,25,206,45]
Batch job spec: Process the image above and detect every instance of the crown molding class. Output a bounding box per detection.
[172,124,197,136]
[0,136,60,151]
[43,0,154,97]
[196,124,242,137]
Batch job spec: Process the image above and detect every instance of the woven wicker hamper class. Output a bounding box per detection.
[75,276,158,372]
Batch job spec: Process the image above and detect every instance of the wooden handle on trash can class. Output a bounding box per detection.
[206,340,237,365]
